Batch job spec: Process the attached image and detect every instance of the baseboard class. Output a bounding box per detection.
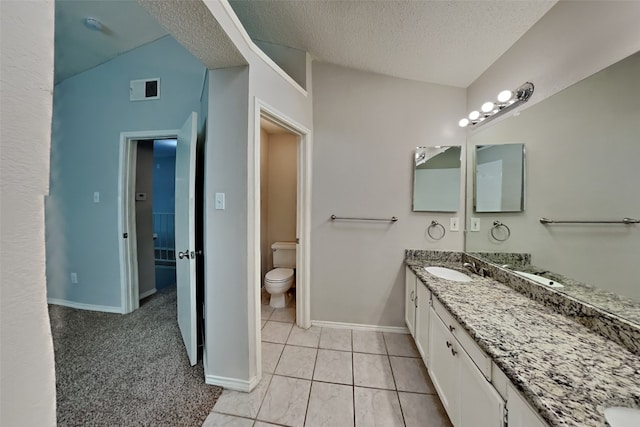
[311,320,409,334]
[139,288,157,300]
[205,374,259,392]
[47,298,122,314]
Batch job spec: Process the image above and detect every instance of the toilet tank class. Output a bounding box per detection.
[272,242,296,268]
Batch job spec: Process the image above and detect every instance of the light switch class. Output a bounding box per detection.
[93,192,100,203]
[215,192,225,210]
[470,217,480,232]
[450,217,460,231]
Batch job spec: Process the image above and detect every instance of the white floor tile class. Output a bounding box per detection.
[305,382,354,427]
[319,327,352,351]
[354,387,404,427]
[212,374,272,419]
[270,306,296,323]
[275,345,317,380]
[257,375,311,427]
[399,392,452,427]
[261,304,275,321]
[353,353,395,390]
[262,321,293,344]
[389,356,433,393]
[313,349,353,385]
[253,422,282,427]
[383,333,420,357]
[352,330,386,355]
[261,342,284,374]
[287,325,322,348]
[201,412,254,427]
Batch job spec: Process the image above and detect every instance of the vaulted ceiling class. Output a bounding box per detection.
[55,0,557,88]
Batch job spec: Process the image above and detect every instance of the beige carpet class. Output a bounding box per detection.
[49,287,222,426]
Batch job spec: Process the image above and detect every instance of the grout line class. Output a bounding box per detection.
[302,337,320,427]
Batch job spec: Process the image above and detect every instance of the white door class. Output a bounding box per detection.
[175,112,198,366]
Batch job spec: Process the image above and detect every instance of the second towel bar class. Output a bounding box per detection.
[540,217,639,225]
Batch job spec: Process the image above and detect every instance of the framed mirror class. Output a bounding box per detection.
[474,143,525,212]
[413,146,461,212]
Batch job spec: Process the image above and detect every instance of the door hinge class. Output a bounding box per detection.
[123,233,128,238]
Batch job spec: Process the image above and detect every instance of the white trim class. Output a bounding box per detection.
[249,97,312,391]
[118,129,179,314]
[139,288,157,300]
[48,298,123,314]
[218,0,307,97]
[205,374,259,392]
[311,320,409,334]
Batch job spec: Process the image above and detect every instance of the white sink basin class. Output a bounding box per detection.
[514,271,564,288]
[604,407,640,427]
[425,266,472,283]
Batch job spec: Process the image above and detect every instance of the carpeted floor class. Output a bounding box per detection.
[49,287,222,426]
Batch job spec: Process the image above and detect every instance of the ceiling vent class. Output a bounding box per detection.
[130,78,160,101]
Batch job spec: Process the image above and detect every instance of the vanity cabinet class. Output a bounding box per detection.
[405,266,431,365]
[429,301,505,427]
[405,266,417,336]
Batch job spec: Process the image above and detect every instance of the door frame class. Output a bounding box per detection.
[118,129,178,314]
[249,98,312,381]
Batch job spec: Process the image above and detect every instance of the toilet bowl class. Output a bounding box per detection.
[264,268,294,308]
[264,242,297,308]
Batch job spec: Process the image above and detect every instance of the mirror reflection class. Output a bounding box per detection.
[465,51,640,324]
[474,144,525,212]
[413,146,461,212]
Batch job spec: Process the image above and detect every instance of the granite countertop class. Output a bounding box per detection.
[406,259,640,427]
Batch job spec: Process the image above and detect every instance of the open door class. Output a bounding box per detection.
[175,112,198,366]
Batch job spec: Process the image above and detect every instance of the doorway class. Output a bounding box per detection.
[251,99,312,383]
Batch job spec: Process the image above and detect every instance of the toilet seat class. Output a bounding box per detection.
[265,268,293,283]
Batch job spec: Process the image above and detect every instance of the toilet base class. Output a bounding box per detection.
[269,291,292,309]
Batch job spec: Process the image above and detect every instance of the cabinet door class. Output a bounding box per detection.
[507,384,548,427]
[405,266,417,337]
[429,308,459,426]
[458,345,505,427]
[415,282,430,366]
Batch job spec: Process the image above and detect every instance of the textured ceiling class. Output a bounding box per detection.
[228,0,557,88]
[55,0,246,85]
[54,0,169,84]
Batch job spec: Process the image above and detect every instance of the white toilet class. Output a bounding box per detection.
[264,242,296,308]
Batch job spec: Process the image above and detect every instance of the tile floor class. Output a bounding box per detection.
[203,292,451,427]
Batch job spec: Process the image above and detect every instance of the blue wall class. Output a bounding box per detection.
[47,36,205,309]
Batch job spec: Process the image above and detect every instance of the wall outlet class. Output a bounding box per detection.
[450,217,460,231]
[470,217,480,232]
[93,192,100,203]
[70,272,78,284]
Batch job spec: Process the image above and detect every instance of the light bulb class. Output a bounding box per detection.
[481,102,495,113]
[497,90,514,103]
[468,111,480,120]
[458,118,470,128]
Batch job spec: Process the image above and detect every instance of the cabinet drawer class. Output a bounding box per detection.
[432,297,492,380]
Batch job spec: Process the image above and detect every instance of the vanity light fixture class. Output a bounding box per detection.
[460,82,534,128]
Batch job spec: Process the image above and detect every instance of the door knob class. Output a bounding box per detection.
[178,250,190,259]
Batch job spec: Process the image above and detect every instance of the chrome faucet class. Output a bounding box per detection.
[464,262,488,277]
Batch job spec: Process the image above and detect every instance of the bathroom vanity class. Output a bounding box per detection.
[404,251,640,427]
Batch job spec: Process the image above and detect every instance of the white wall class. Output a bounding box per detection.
[311,62,466,327]
[201,1,314,389]
[466,52,640,301]
[0,1,57,425]
[47,36,205,310]
[255,40,307,89]
[467,1,640,114]
[266,133,298,267]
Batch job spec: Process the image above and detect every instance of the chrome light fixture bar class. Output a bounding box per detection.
[459,82,534,128]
